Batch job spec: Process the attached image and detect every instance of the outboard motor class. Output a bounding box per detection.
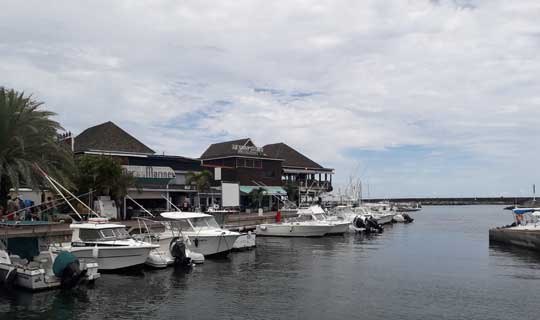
[353,216,367,230]
[169,238,192,267]
[403,213,414,223]
[366,217,384,233]
[53,251,86,289]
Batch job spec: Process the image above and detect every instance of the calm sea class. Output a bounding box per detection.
[1,205,539,320]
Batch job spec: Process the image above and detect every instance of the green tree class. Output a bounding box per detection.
[249,187,266,210]
[185,170,213,209]
[284,181,299,205]
[75,155,135,204]
[0,88,74,206]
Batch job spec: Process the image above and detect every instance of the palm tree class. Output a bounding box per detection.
[185,170,213,209]
[249,187,266,211]
[74,155,136,203]
[0,87,74,206]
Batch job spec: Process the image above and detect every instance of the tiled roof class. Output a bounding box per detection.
[263,143,327,170]
[74,121,155,155]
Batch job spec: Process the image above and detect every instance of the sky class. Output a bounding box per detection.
[1,0,539,198]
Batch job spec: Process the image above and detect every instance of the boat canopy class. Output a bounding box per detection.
[239,186,287,195]
[161,211,212,220]
[513,208,540,214]
[70,223,127,230]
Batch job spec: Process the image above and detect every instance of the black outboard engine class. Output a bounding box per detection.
[353,216,367,230]
[61,262,87,289]
[170,238,192,267]
[366,217,384,233]
[53,251,86,289]
[403,213,414,223]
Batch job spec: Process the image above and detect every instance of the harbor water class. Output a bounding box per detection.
[2,205,540,320]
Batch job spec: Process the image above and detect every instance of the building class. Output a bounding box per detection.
[263,142,334,204]
[200,138,287,211]
[73,121,202,216]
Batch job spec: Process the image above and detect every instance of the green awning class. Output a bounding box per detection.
[240,186,287,195]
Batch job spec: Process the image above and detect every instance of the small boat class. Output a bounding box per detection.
[361,203,396,225]
[297,205,350,235]
[232,231,256,251]
[160,212,241,257]
[1,239,99,291]
[34,167,158,271]
[393,213,414,223]
[54,218,159,271]
[257,205,349,237]
[132,218,204,267]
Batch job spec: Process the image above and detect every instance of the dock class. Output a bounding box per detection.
[0,211,295,239]
[489,227,540,250]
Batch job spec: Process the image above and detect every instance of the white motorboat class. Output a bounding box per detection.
[362,203,396,225]
[393,213,414,223]
[327,205,360,232]
[257,205,349,237]
[160,212,241,257]
[232,231,256,250]
[53,218,159,271]
[297,205,350,235]
[1,240,99,290]
[132,218,205,267]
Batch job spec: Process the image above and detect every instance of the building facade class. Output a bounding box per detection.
[72,121,203,217]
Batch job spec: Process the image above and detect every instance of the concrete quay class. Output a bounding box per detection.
[0,211,295,239]
[489,227,540,250]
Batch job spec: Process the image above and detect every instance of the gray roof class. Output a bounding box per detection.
[263,143,330,170]
[75,121,155,155]
[200,138,274,159]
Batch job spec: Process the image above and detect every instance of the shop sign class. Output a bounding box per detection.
[122,165,176,179]
[232,144,264,155]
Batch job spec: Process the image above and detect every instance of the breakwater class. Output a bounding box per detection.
[364,197,536,206]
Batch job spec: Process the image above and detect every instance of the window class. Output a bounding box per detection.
[255,160,262,168]
[236,158,245,168]
[113,228,131,239]
[79,229,101,241]
[246,159,254,168]
[171,220,193,232]
[100,229,115,239]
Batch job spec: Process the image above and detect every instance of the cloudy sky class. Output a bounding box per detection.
[2,0,539,198]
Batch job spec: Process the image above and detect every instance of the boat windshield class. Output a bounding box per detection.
[79,227,131,241]
[170,220,194,232]
[190,217,220,229]
[312,213,326,221]
[297,215,313,222]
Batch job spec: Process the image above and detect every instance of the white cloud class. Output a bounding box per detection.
[1,0,539,197]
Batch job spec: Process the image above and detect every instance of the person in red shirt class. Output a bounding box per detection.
[275,211,282,223]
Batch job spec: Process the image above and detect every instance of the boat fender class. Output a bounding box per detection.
[194,238,199,247]
[259,225,267,231]
[92,245,99,259]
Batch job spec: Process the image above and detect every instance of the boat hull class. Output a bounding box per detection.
[374,214,394,225]
[184,234,240,257]
[232,232,256,250]
[69,246,154,270]
[256,223,331,237]
[327,222,351,235]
